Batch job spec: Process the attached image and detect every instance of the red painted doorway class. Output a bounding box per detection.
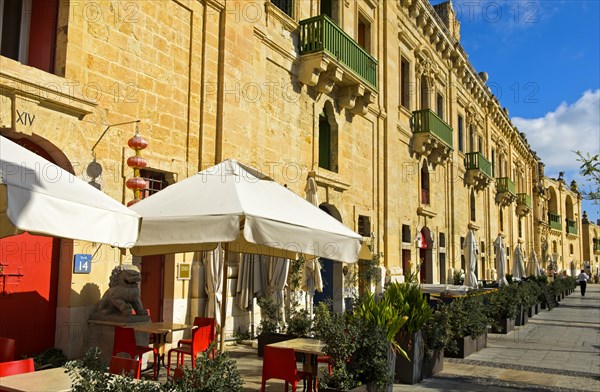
[140,255,164,322]
[0,233,60,358]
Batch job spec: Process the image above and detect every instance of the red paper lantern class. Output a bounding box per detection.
[126,177,146,190]
[128,135,148,150]
[127,156,147,169]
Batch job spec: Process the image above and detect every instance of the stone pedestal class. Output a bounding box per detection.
[87,321,150,368]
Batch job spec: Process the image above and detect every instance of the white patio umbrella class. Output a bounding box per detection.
[494,235,508,287]
[528,250,540,277]
[0,136,139,247]
[129,159,363,349]
[302,173,323,319]
[512,244,525,280]
[463,230,479,288]
[267,257,290,327]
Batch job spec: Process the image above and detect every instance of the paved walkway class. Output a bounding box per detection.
[153,284,600,391]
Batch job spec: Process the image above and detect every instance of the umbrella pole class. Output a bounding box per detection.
[219,248,229,353]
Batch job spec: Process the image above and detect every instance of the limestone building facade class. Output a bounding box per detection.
[0,0,589,358]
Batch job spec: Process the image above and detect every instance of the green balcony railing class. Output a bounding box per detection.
[299,14,378,90]
[516,193,532,209]
[593,239,600,252]
[464,152,492,179]
[566,219,577,235]
[496,177,516,195]
[548,212,562,231]
[412,109,453,149]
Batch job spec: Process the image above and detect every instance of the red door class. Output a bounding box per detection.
[140,255,164,322]
[0,233,60,358]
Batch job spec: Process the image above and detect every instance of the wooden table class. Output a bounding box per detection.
[0,367,71,392]
[130,322,195,356]
[267,338,325,391]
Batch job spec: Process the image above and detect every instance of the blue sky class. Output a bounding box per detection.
[430,0,600,220]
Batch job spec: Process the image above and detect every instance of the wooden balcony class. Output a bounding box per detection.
[566,219,578,235]
[495,177,516,206]
[298,14,378,116]
[516,193,532,216]
[548,212,562,231]
[464,152,492,191]
[411,109,453,166]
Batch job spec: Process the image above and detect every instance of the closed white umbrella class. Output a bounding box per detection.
[463,230,479,288]
[529,250,540,277]
[0,136,139,246]
[303,173,323,318]
[235,254,267,311]
[204,244,223,326]
[512,244,525,280]
[267,257,290,327]
[494,235,508,286]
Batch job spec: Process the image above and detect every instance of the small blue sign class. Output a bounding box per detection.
[73,254,92,274]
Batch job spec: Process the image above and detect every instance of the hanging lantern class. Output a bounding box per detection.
[126,127,148,206]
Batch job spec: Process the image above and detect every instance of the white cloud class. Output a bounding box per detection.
[513,89,600,218]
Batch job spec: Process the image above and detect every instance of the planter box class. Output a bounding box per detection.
[421,349,443,379]
[541,301,547,310]
[491,318,514,334]
[395,331,424,384]
[527,305,536,318]
[476,332,487,351]
[257,333,295,357]
[534,303,540,314]
[515,307,529,326]
[445,335,477,358]
[321,385,368,392]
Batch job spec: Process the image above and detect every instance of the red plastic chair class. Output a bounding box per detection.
[261,345,312,392]
[316,355,332,375]
[109,356,141,379]
[112,326,158,380]
[167,318,215,377]
[0,337,16,363]
[177,317,216,357]
[0,358,35,377]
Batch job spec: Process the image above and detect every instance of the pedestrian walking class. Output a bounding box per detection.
[577,269,589,296]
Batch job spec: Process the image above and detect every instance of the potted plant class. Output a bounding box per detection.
[444,292,489,358]
[256,296,291,357]
[487,285,519,333]
[384,282,432,385]
[421,305,451,379]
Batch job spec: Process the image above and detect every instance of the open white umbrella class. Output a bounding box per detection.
[129,159,363,349]
[463,230,479,288]
[494,235,508,287]
[512,244,525,280]
[528,250,540,277]
[0,136,139,247]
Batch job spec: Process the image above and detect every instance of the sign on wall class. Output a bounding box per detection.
[73,254,92,274]
[177,263,191,280]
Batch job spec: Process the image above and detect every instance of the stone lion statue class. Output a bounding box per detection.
[91,265,147,319]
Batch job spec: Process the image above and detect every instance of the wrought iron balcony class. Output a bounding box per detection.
[548,212,562,231]
[411,109,453,166]
[495,177,516,206]
[566,219,577,235]
[464,152,492,191]
[516,193,532,216]
[298,14,378,115]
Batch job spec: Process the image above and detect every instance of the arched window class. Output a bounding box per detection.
[318,102,338,172]
[569,244,574,254]
[421,161,430,205]
[470,189,476,221]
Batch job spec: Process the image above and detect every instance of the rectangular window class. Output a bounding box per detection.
[140,169,169,199]
[318,112,332,171]
[400,57,410,109]
[271,0,293,17]
[457,115,464,152]
[401,224,411,243]
[0,0,58,73]
[439,232,446,248]
[357,215,371,237]
[357,15,370,53]
[469,125,475,153]
[491,148,496,177]
[478,135,483,153]
[436,93,444,119]
[518,218,523,238]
